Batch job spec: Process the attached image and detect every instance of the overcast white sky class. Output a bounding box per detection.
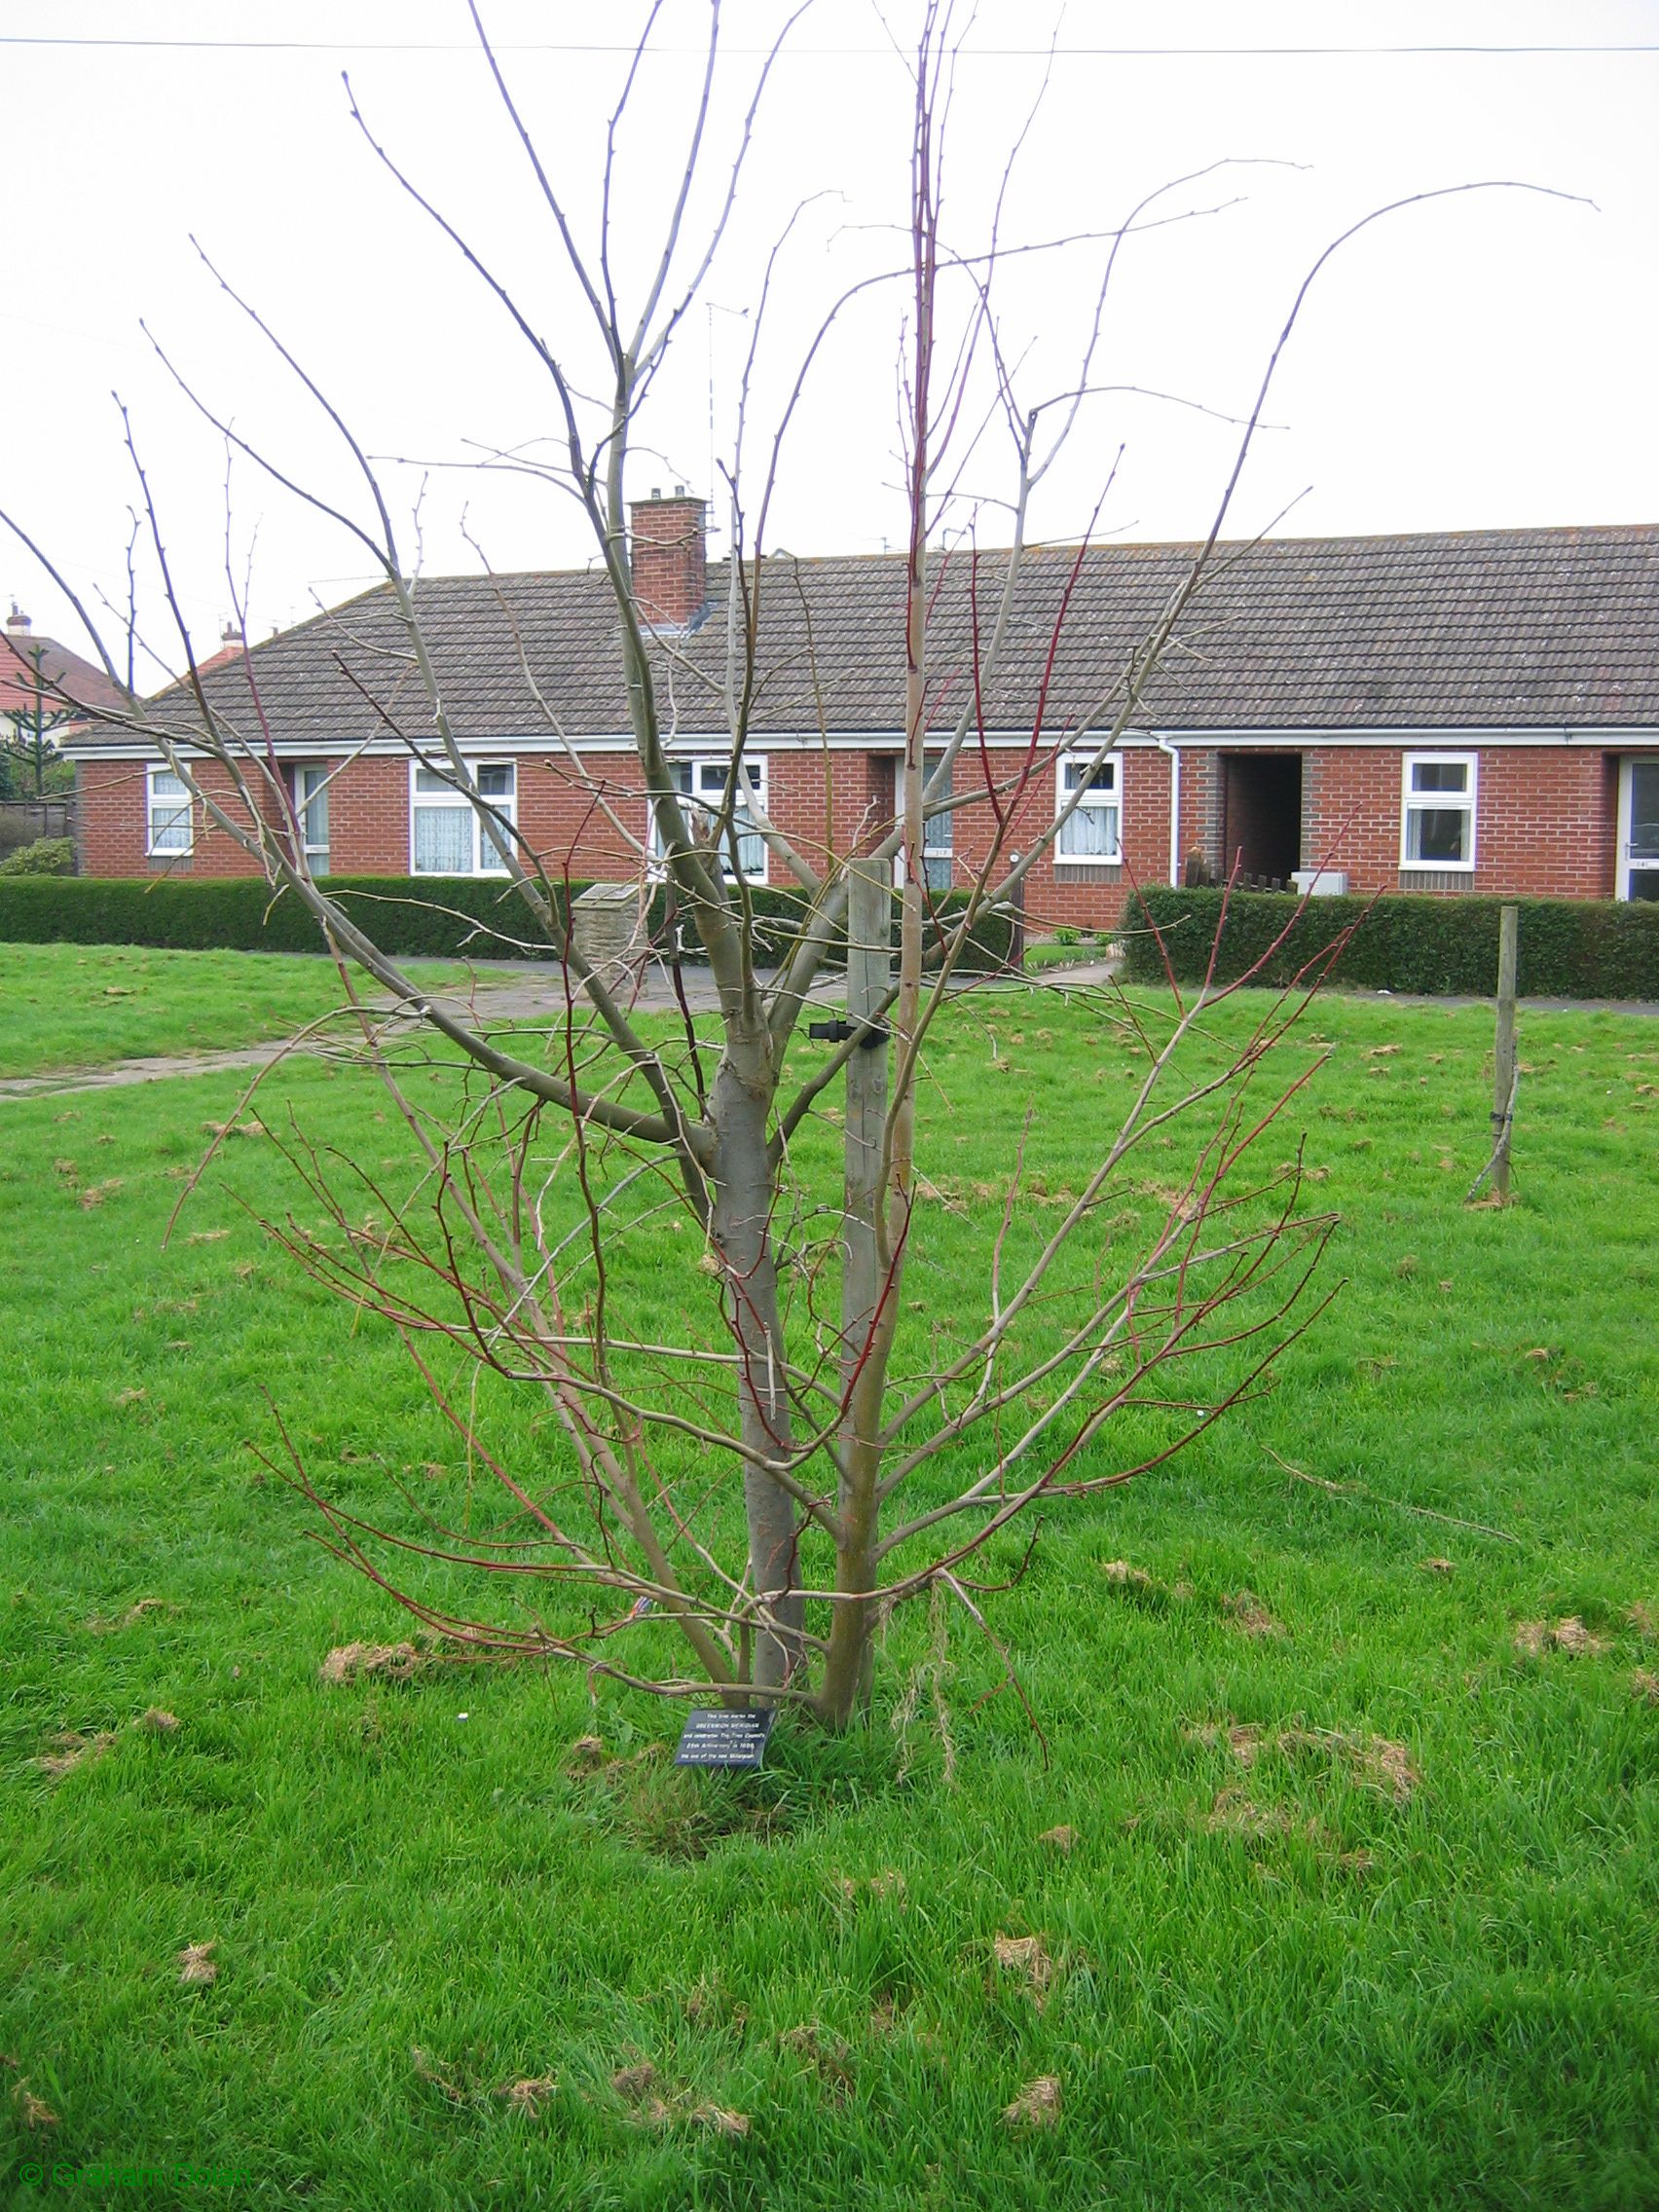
[4,0,1657,681]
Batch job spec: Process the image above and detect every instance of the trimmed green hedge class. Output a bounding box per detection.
[1123,887,1659,1001]
[0,873,1014,973]
[0,874,570,959]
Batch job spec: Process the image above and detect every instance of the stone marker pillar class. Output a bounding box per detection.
[570,883,646,981]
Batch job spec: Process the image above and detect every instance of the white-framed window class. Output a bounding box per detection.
[288,763,330,874]
[410,758,516,876]
[922,755,952,891]
[655,756,768,883]
[146,763,193,857]
[1054,748,1123,865]
[1401,752,1477,870]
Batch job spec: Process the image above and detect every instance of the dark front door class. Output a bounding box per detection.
[1221,753,1302,886]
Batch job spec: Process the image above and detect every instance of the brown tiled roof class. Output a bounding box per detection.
[1,628,126,719]
[77,524,1659,749]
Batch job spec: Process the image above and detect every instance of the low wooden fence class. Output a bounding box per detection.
[0,799,74,859]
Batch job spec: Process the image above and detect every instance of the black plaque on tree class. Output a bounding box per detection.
[674,1706,777,1770]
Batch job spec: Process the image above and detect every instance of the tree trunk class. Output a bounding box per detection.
[707,1036,802,1699]
[818,859,891,1726]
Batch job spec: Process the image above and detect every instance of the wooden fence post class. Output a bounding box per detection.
[1005,857,1025,972]
[1492,903,1519,1202]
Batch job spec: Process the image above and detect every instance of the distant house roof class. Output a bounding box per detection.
[1,614,126,722]
[68,524,1659,750]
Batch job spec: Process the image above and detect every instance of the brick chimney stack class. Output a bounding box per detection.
[628,486,707,628]
[7,604,32,636]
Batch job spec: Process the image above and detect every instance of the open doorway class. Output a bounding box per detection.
[1221,753,1302,885]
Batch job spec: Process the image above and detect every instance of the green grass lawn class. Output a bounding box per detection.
[1019,932,1115,976]
[1,953,1656,2208]
[0,942,469,1080]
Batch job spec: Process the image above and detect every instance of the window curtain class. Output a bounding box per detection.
[413,806,473,874]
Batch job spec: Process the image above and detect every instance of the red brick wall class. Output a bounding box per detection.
[75,740,1627,917]
[518,752,649,881]
[1300,744,1617,898]
[759,743,1175,930]
[287,750,665,881]
[629,495,707,628]
[1300,747,1400,888]
[78,757,152,876]
[1475,747,1619,900]
[192,757,271,876]
[326,755,400,873]
[78,755,274,877]
[78,750,658,882]
[1181,748,1220,884]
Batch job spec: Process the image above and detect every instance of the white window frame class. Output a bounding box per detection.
[1618,755,1659,902]
[289,762,331,873]
[1400,751,1477,872]
[922,753,953,891]
[409,757,517,877]
[1053,748,1123,866]
[146,762,194,857]
[654,755,769,885]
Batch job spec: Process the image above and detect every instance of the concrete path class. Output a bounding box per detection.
[38,955,1643,1108]
[0,958,836,1103]
[0,954,1131,1104]
[0,1043,294,1103]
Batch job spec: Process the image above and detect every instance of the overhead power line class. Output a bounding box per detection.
[2,34,1658,57]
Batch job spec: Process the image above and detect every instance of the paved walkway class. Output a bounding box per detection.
[27,956,1644,1106]
[0,955,1129,1104]
[0,1043,297,1103]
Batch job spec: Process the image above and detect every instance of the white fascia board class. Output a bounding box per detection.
[548,724,1659,753]
[1128,725,1659,749]
[67,727,914,760]
[64,721,1659,762]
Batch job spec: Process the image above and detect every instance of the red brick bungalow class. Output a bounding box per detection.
[64,501,1659,922]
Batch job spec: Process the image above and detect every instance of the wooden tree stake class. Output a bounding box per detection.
[1491,903,1519,1201]
[842,859,891,1347]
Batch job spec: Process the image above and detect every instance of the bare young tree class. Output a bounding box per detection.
[9,1,1394,1731]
